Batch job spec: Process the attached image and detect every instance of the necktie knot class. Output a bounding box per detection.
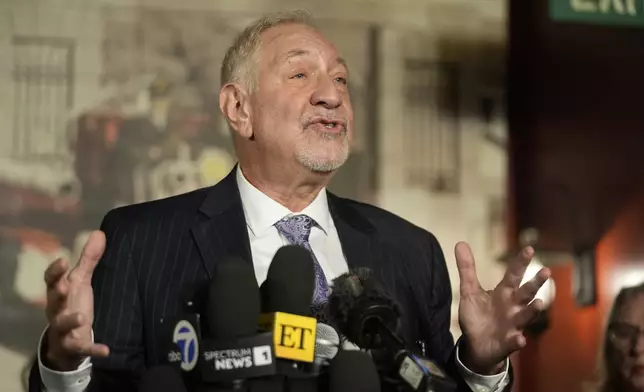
[274,214,315,245]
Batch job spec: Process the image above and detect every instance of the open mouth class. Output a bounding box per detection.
[311,119,345,133]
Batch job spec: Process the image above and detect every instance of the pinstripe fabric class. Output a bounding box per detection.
[34,168,512,391]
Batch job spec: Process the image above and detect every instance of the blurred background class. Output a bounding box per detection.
[0,0,643,391]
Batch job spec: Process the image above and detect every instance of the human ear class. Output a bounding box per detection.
[219,83,253,139]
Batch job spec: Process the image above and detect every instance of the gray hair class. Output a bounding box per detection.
[220,10,317,91]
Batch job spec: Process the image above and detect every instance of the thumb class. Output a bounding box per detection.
[69,230,106,283]
[455,241,482,297]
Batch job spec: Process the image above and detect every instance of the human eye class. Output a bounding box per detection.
[609,322,638,342]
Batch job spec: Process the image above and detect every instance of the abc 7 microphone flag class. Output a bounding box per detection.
[171,318,199,372]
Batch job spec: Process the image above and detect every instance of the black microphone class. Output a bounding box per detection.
[199,257,277,388]
[258,246,319,369]
[328,268,457,392]
[138,365,188,392]
[261,245,316,315]
[328,268,401,349]
[328,350,381,392]
[162,292,204,378]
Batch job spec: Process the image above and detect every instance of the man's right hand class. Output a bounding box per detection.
[43,230,110,371]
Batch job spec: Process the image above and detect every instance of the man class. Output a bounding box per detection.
[33,11,549,392]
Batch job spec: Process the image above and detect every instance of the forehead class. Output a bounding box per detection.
[259,23,341,65]
[615,292,644,325]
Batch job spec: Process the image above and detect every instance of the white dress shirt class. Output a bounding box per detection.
[37,166,508,392]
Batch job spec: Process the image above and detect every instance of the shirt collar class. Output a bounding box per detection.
[236,166,331,236]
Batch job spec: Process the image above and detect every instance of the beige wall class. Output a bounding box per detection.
[0,0,507,389]
[377,12,508,336]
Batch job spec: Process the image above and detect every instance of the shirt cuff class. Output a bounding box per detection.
[37,326,93,392]
[454,343,509,392]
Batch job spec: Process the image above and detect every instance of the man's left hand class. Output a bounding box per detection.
[454,242,551,375]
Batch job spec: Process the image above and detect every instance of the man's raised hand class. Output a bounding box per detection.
[44,230,110,370]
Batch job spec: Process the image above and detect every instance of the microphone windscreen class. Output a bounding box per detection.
[138,366,187,392]
[206,256,260,339]
[328,268,401,347]
[261,245,315,315]
[329,350,381,392]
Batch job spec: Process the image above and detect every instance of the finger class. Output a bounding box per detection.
[504,332,527,353]
[514,268,551,305]
[513,299,545,329]
[51,312,85,334]
[46,278,69,319]
[44,258,69,288]
[63,341,110,358]
[68,230,106,283]
[454,242,482,297]
[499,246,533,289]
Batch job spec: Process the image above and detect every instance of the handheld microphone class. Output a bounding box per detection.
[306,322,340,378]
[258,245,318,366]
[314,323,340,366]
[328,350,381,392]
[328,268,457,392]
[138,365,188,392]
[199,257,277,387]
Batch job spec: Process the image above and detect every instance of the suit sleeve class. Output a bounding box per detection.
[90,208,145,391]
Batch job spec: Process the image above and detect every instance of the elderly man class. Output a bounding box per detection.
[32,10,549,392]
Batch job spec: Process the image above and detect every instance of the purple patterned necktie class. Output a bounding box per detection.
[274,215,330,309]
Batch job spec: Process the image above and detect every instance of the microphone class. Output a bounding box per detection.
[199,257,277,387]
[314,323,340,366]
[328,268,457,392]
[138,366,188,392]
[327,268,402,349]
[305,322,340,378]
[258,245,318,366]
[162,295,204,378]
[328,350,381,392]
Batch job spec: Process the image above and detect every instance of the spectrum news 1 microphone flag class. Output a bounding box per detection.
[328,268,458,392]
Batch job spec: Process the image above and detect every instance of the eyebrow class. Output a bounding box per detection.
[283,49,348,70]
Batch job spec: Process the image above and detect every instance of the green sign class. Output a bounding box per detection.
[550,0,644,27]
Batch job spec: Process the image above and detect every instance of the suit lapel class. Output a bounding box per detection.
[327,192,376,271]
[191,167,253,280]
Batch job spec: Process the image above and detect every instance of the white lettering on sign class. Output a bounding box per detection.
[600,0,636,14]
[572,0,638,15]
[572,0,598,12]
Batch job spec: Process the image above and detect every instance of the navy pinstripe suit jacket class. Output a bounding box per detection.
[31,168,512,391]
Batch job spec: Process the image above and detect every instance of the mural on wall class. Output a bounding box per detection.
[0,6,374,364]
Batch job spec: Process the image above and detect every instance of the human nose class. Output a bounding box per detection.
[310,75,343,109]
